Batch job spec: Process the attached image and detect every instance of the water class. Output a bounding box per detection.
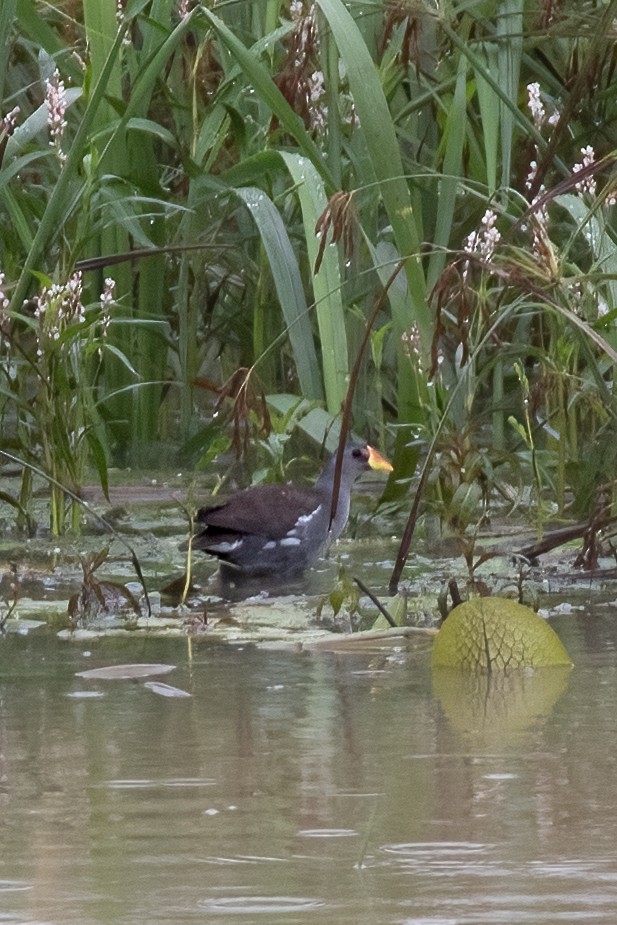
[1,610,617,924]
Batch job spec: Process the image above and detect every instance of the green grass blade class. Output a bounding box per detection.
[364,237,423,498]
[474,41,499,196]
[235,186,324,402]
[497,0,523,192]
[557,193,617,321]
[82,0,133,446]
[199,7,333,188]
[440,17,550,166]
[315,0,429,345]
[122,10,195,121]
[0,0,17,104]
[8,24,128,314]
[280,152,348,415]
[428,53,469,289]
[83,0,122,90]
[14,0,83,83]
[0,187,34,252]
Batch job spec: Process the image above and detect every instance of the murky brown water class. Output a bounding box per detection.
[1,608,617,924]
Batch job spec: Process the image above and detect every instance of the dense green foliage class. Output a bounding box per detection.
[1,0,617,542]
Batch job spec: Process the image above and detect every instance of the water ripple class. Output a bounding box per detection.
[0,880,32,893]
[198,895,324,914]
[382,841,492,858]
[100,777,217,789]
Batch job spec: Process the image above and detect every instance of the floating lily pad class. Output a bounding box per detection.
[143,681,192,698]
[75,663,176,680]
[3,619,47,635]
[431,598,572,671]
[66,690,106,699]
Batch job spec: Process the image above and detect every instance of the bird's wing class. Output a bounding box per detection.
[196,483,325,539]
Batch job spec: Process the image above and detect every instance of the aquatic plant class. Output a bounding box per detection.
[0,0,616,556]
[431,597,572,672]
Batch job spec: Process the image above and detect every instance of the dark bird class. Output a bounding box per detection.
[190,443,392,578]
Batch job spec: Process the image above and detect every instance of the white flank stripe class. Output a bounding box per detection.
[296,504,321,527]
[212,540,242,552]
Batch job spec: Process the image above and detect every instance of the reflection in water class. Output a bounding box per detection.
[432,665,572,745]
[0,621,617,923]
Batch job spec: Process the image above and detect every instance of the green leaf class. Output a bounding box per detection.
[314,0,429,344]
[280,152,348,415]
[431,598,572,671]
[497,0,523,192]
[4,89,82,163]
[474,42,501,196]
[266,394,342,449]
[235,187,323,401]
[428,52,469,289]
[8,24,129,314]
[125,117,176,147]
[450,481,482,527]
[0,0,17,104]
[86,430,110,501]
[199,8,332,186]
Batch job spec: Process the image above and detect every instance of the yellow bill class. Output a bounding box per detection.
[367,445,393,473]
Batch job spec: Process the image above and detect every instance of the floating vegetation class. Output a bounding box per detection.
[75,664,176,680]
[143,681,192,699]
[431,598,572,672]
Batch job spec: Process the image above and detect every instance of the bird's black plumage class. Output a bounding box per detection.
[190,443,392,577]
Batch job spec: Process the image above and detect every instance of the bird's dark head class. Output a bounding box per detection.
[316,442,393,492]
[351,443,393,473]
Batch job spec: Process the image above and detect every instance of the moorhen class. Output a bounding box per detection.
[190,443,392,577]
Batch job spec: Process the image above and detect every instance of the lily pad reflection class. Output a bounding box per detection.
[432,665,571,745]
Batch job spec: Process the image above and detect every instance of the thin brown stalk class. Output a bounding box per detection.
[329,261,405,528]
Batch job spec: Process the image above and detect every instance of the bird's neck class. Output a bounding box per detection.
[315,456,353,541]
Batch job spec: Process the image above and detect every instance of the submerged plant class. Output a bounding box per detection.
[68,546,142,629]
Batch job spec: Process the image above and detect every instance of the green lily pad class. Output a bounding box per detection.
[431,598,572,671]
